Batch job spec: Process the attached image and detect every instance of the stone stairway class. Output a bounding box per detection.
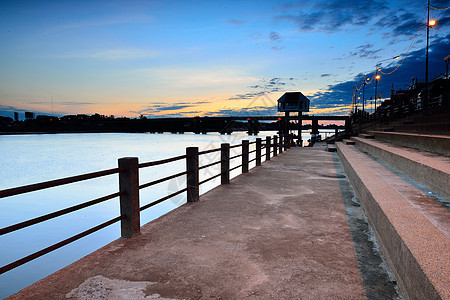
[336,128,450,300]
[390,111,450,135]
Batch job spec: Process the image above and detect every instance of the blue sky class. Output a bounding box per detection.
[1,0,449,118]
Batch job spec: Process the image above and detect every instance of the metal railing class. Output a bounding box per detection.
[0,134,292,274]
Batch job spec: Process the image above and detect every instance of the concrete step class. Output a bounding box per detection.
[358,133,374,139]
[369,131,450,157]
[411,111,450,124]
[336,142,450,300]
[382,110,450,127]
[350,137,450,199]
[326,144,336,152]
[342,139,355,145]
[392,122,450,135]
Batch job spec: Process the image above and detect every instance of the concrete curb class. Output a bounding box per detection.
[336,142,449,300]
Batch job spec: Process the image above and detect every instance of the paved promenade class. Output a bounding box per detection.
[10,148,392,299]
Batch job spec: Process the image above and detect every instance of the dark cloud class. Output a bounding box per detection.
[132,102,204,116]
[308,34,450,111]
[276,1,388,32]
[436,16,450,28]
[348,43,382,59]
[375,10,421,36]
[276,0,449,47]
[229,77,297,101]
[269,31,281,41]
[229,92,267,100]
[204,106,279,117]
[430,0,450,7]
[249,31,284,51]
[321,74,332,77]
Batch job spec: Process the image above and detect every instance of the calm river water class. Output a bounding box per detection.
[0,130,330,298]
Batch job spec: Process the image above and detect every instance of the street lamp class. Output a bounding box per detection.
[374,55,399,115]
[374,74,381,114]
[362,75,368,118]
[425,0,437,109]
[445,55,450,79]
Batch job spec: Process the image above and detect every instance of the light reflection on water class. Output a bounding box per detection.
[0,130,329,298]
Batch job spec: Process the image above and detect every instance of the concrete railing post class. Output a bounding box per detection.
[242,140,249,173]
[186,147,199,202]
[273,135,278,157]
[118,157,140,238]
[279,135,283,154]
[256,138,262,166]
[266,136,271,161]
[221,143,230,184]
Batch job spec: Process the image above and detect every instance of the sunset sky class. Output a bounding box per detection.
[1,0,449,118]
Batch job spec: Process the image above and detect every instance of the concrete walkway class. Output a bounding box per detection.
[10,148,387,299]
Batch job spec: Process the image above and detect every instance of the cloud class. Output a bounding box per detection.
[274,0,450,47]
[55,49,161,60]
[269,32,281,41]
[375,10,422,37]
[228,77,297,101]
[276,1,387,32]
[131,101,212,116]
[321,74,332,77]
[248,31,284,51]
[348,43,382,59]
[229,91,267,100]
[307,33,450,112]
[227,19,246,25]
[204,106,279,117]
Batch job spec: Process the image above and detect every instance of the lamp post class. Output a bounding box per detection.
[362,75,366,118]
[374,55,399,116]
[445,55,450,105]
[425,0,436,109]
[445,55,450,79]
[374,74,380,115]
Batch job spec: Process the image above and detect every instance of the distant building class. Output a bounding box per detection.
[14,112,19,121]
[373,75,449,121]
[25,112,34,120]
[277,92,310,113]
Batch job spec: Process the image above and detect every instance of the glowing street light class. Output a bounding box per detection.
[374,56,399,115]
[425,0,436,109]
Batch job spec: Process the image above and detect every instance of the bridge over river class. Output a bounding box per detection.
[144,115,349,135]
